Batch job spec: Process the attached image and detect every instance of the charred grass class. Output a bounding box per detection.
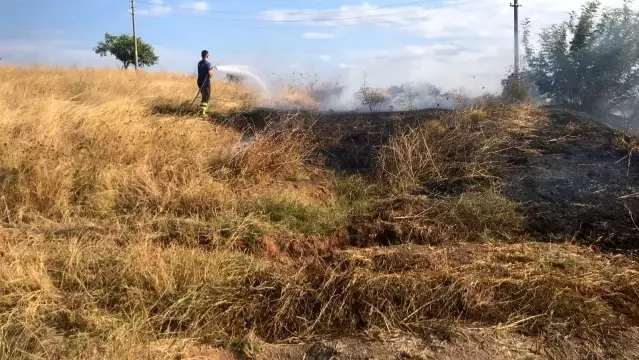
[1,66,638,359]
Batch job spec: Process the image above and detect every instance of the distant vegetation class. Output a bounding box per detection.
[522,0,639,115]
[94,32,159,69]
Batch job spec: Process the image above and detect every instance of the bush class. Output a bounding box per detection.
[356,84,390,113]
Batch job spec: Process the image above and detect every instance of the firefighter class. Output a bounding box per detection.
[197,50,216,116]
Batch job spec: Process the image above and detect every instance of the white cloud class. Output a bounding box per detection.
[259,0,628,93]
[138,0,171,16]
[302,32,336,39]
[138,1,210,16]
[181,1,209,12]
[319,54,331,61]
[339,63,356,69]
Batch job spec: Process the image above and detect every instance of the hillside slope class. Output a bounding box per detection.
[0,67,638,360]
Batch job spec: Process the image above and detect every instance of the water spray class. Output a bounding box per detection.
[215,65,269,94]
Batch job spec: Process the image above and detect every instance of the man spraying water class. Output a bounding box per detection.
[197,50,216,116]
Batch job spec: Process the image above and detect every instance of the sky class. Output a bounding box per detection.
[0,0,627,96]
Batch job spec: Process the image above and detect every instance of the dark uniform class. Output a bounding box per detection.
[197,54,213,116]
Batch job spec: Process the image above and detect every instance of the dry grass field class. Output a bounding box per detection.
[1,66,638,360]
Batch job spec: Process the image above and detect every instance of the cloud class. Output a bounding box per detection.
[318,54,331,61]
[24,28,66,38]
[138,0,171,16]
[258,0,628,93]
[181,1,209,12]
[138,1,210,17]
[0,39,119,68]
[302,32,336,39]
[339,63,356,69]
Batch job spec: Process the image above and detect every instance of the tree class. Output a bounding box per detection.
[94,33,159,70]
[356,72,390,113]
[356,85,389,113]
[523,0,639,114]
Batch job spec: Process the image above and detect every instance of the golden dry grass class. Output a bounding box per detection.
[270,85,320,110]
[347,190,525,247]
[378,102,547,193]
[613,131,639,155]
[1,66,638,359]
[0,65,345,358]
[0,66,326,225]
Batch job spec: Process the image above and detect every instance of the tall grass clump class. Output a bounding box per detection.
[225,124,316,181]
[377,102,546,194]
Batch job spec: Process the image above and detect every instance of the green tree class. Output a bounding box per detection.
[94,33,159,70]
[523,0,639,114]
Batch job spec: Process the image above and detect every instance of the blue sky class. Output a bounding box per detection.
[0,0,626,93]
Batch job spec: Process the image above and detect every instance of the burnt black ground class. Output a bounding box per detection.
[219,106,639,254]
[503,108,639,255]
[223,107,447,172]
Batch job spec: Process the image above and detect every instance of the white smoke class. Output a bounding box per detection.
[214,63,485,112]
[215,64,270,96]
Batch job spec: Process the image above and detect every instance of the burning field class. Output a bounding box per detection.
[1,66,638,359]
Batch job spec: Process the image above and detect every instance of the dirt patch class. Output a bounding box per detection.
[259,326,639,360]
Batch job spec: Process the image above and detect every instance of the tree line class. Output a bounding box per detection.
[518,0,639,115]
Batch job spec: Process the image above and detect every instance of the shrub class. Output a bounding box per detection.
[356,85,390,113]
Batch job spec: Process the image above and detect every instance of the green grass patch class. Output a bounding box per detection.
[243,197,348,235]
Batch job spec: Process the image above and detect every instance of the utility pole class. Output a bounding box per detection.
[130,0,139,70]
[510,0,521,77]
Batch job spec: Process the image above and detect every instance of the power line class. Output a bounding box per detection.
[136,4,502,30]
[261,0,482,22]
[136,0,490,24]
[135,0,449,16]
